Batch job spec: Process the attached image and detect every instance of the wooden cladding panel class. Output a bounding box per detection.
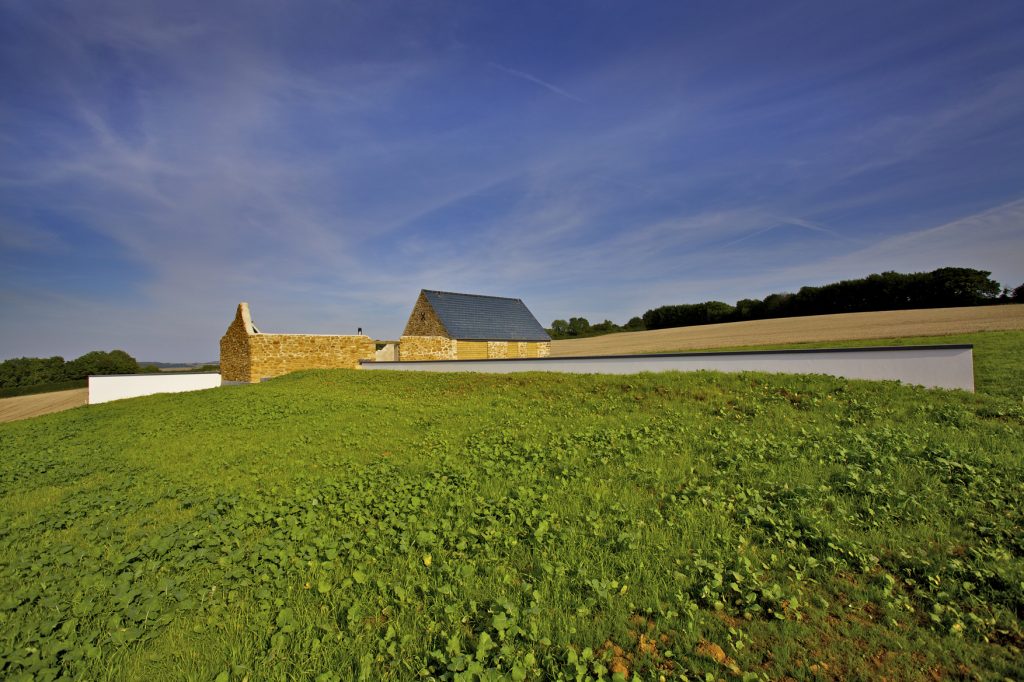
[457,341,488,360]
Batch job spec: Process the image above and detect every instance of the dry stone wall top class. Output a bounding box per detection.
[220,303,374,382]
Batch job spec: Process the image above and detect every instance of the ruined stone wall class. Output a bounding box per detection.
[220,304,254,382]
[248,334,375,381]
[399,336,457,361]
[402,293,449,336]
[220,303,375,382]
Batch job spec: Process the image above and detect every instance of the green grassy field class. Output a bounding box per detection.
[1,341,1022,680]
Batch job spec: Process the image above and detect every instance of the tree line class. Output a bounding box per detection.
[0,350,157,389]
[548,267,1024,339]
[548,316,646,339]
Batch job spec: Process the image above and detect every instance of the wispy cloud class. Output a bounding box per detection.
[0,219,67,253]
[488,62,585,103]
[1,1,1022,359]
[718,216,861,248]
[669,198,1024,305]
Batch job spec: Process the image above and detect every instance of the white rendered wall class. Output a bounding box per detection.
[362,346,974,391]
[88,373,223,404]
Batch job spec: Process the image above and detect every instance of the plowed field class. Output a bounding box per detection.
[0,388,88,423]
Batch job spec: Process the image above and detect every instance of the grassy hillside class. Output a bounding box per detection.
[1,366,1022,680]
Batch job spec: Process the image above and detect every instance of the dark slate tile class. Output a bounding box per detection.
[423,290,550,341]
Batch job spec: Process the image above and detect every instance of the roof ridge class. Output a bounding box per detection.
[422,289,522,302]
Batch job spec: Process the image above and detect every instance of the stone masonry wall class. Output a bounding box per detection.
[395,337,551,361]
[248,334,375,381]
[220,303,375,382]
[399,336,456,361]
[402,292,449,336]
[220,304,254,382]
[486,341,551,358]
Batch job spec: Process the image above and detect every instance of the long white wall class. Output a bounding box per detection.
[88,373,223,404]
[361,345,974,391]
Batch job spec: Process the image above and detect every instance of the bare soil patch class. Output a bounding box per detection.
[0,388,88,424]
[551,305,1024,357]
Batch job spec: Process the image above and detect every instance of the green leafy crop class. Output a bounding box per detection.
[0,361,1021,680]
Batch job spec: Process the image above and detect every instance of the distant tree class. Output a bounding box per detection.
[759,293,794,318]
[1014,283,1024,301]
[0,350,148,389]
[926,267,1001,306]
[867,271,918,309]
[703,301,735,323]
[734,298,761,320]
[641,301,736,329]
[0,356,66,388]
[140,364,162,373]
[559,266,1007,337]
[567,317,591,337]
[65,350,141,379]
[549,319,570,338]
[548,316,643,339]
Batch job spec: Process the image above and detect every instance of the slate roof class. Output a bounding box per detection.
[422,290,551,341]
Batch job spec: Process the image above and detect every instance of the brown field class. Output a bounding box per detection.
[551,304,1024,357]
[0,388,88,424]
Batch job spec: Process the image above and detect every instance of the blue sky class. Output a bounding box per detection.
[2,1,1023,361]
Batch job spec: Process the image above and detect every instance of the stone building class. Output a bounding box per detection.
[220,303,374,383]
[399,290,551,361]
[219,290,550,381]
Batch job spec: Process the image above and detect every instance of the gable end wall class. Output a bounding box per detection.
[402,292,450,337]
[220,304,254,382]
